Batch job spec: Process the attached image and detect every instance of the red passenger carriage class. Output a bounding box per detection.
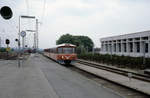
[44,43,77,64]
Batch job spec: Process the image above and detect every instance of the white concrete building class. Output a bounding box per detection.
[100,30,150,58]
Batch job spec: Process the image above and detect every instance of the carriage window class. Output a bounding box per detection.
[58,48,63,53]
[63,47,75,54]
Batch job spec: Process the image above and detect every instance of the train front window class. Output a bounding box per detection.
[58,48,63,53]
[63,47,75,54]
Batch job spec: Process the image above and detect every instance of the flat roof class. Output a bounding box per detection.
[101,30,150,41]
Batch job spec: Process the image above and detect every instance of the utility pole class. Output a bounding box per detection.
[34,33,36,49]
[18,15,35,67]
[36,19,39,51]
[18,16,21,67]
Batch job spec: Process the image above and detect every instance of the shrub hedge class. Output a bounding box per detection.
[77,53,150,69]
[0,48,6,52]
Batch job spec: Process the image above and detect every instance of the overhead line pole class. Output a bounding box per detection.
[36,19,39,51]
[18,15,36,67]
[18,16,21,67]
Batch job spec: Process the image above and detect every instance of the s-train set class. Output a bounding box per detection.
[44,44,77,65]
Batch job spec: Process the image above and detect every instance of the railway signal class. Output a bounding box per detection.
[5,39,10,59]
[0,6,13,20]
[5,39,10,45]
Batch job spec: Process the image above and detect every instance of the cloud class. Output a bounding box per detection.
[1,0,150,48]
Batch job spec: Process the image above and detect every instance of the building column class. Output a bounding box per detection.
[126,42,129,53]
[133,40,136,53]
[104,44,106,52]
[108,44,111,54]
[140,41,144,56]
[111,43,114,54]
[121,41,124,54]
[134,42,137,53]
[106,44,108,53]
[101,44,103,52]
[116,42,118,53]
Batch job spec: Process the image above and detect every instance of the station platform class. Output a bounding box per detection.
[74,61,150,95]
[0,54,59,98]
[0,54,123,98]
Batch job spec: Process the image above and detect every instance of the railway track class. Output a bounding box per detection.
[68,65,149,98]
[43,54,149,97]
[70,59,150,97]
[76,59,150,82]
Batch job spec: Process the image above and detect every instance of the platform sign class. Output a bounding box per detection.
[6,47,11,52]
[20,31,26,37]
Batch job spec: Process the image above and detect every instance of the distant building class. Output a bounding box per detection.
[100,30,150,58]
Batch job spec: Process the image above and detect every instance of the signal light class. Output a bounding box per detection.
[0,6,13,20]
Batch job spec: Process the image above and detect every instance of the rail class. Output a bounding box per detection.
[76,59,150,82]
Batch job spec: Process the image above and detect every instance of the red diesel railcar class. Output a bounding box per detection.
[44,43,77,64]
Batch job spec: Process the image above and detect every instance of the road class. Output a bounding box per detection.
[0,54,123,98]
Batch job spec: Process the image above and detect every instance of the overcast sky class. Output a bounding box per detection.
[0,0,150,48]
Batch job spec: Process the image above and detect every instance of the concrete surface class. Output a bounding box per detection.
[40,54,122,98]
[0,54,58,98]
[0,54,123,98]
[74,63,150,95]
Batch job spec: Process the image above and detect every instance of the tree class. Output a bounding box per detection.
[56,34,73,45]
[56,34,94,53]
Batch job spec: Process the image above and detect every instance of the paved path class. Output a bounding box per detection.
[0,54,58,98]
[0,54,123,98]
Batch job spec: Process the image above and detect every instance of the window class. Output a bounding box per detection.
[63,47,75,54]
[106,45,108,52]
[118,43,121,52]
[136,42,140,53]
[124,43,126,52]
[145,43,148,53]
[114,44,116,52]
[58,48,63,53]
[129,43,133,52]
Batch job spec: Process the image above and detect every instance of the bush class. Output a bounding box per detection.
[77,53,150,69]
[0,48,6,52]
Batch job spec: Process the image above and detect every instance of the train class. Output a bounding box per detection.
[44,43,77,64]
